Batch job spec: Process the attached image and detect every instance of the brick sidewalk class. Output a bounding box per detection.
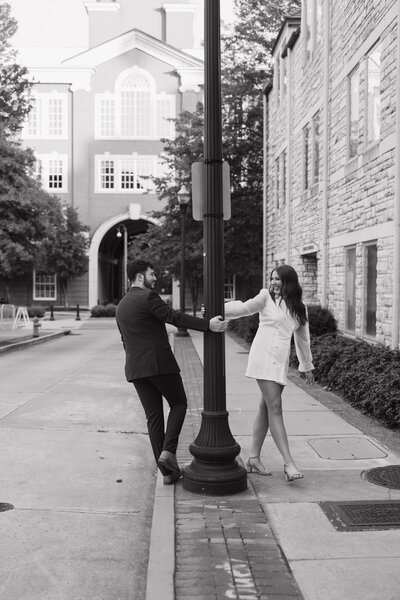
[174,336,303,600]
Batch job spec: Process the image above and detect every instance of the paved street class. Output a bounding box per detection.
[0,319,155,600]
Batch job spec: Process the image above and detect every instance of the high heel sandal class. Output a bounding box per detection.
[245,457,272,476]
[283,463,304,482]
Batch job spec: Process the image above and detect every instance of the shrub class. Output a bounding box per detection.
[307,304,338,337]
[27,305,46,318]
[228,314,259,343]
[290,334,400,429]
[90,303,117,317]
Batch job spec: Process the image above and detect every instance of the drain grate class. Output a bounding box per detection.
[365,465,400,489]
[320,501,400,531]
[0,503,14,512]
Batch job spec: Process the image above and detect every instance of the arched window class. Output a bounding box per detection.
[95,67,175,140]
[118,69,153,137]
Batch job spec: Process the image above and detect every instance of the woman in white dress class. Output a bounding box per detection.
[224,265,314,482]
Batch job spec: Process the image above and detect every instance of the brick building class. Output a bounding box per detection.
[5,0,204,309]
[265,0,400,348]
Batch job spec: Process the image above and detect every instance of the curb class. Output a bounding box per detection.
[0,330,71,354]
[145,471,175,600]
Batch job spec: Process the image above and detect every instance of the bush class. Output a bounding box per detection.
[307,304,338,337]
[90,303,117,317]
[27,305,46,318]
[228,313,259,343]
[290,334,400,429]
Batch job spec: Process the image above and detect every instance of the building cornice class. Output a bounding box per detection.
[84,2,120,12]
[63,28,203,70]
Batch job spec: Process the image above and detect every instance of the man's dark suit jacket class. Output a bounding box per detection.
[116,286,210,381]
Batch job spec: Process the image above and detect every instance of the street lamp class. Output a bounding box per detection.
[116,224,128,296]
[182,0,247,495]
[175,186,190,337]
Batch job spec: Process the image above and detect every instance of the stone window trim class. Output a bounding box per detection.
[303,0,322,64]
[24,91,68,140]
[33,271,57,301]
[34,153,68,193]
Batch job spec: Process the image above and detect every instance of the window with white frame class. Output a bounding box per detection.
[25,92,68,139]
[95,67,175,140]
[224,275,236,301]
[345,246,356,333]
[366,43,381,145]
[303,123,311,190]
[364,242,377,337]
[34,154,68,192]
[95,154,166,193]
[33,272,57,301]
[348,66,360,159]
[312,111,320,183]
[304,0,322,61]
[275,156,280,208]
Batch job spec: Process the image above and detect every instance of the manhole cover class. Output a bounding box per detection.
[365,465,400,489]
[0,503,14,512]
[320,500,400,531]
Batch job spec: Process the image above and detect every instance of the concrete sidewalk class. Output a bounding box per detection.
[147,331,400,600]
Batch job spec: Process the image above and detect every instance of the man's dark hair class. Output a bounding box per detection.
[127,260,154,282]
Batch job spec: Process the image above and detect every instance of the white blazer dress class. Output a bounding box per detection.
[225,288,314,386]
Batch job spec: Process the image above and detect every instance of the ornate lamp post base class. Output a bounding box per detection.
[182,411,247,495]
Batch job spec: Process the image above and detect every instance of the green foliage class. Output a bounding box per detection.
[27,305,46,318]
[90,304,117,318]
[0,3,33,136]
[307,304,338,337]
[290,335,400,429]
[228,314,260,343]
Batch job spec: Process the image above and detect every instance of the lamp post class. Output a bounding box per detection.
[116,224,128,296]
[176,186,190,337]
[182,0,247,495]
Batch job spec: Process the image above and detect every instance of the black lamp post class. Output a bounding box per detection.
[176,186,190,337]
[182,0,247,495]
[116,224,128,296]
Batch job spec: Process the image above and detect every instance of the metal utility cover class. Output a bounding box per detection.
[366,465,400,489]
[319,500,400,531]
[307,437,387,460]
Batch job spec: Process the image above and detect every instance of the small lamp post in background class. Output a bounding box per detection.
[176,185,190,337]
[116,224,128,296]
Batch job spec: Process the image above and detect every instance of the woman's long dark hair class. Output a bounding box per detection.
[270,265,307,325]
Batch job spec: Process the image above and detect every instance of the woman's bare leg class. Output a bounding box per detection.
[256,379,296,466]
[249,397,269,457]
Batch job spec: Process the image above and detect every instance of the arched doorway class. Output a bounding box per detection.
[88,211,158,307]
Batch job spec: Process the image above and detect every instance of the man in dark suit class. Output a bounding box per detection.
[116,259,227,484]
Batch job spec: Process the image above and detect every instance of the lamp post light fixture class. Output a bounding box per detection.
[182,0,247,495]
[176,185,190,337]
[116,224,128,296]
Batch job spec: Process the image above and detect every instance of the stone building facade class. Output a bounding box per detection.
[5,0,204,309]
[265,0,400,348]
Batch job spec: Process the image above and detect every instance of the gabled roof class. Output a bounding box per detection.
[271,12,301,58]
[63,28,203,70]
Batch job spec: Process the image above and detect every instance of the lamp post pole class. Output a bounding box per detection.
[176,187,190,337]
[117,225,128,296]
[182,0,247,495]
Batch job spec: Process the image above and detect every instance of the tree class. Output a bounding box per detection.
[0,3,32,136]
[0,3,88,305]
[129,105,205,312]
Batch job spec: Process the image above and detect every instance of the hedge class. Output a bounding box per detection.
[90,303,117,317]
[290,334,400,429]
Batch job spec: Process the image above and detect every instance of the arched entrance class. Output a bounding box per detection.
[88,210,158,307]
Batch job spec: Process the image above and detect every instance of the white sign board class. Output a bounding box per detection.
[191,161,231,221]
